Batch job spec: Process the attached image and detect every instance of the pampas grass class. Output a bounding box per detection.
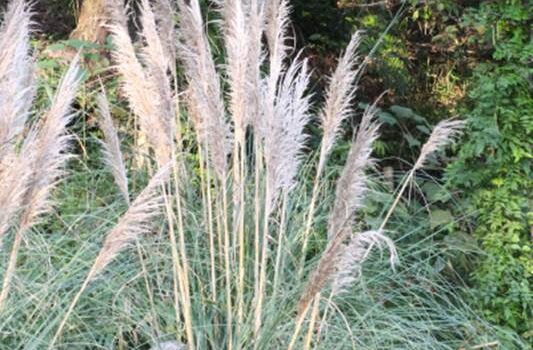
[0,1,500,349]
[177,0,231,180]
[97,92,129,203]
[107,1,173,166]
[330,230,397,297]
[379,118,466,232]
[298,31,364,276]
[296,105,381,320]
[0,0,35,247]
[0,152,31,248]
[0,0,34,158]
[109,2,195,347]
[0,47,81,310]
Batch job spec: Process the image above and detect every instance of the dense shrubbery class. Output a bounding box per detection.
[446,0,532,337]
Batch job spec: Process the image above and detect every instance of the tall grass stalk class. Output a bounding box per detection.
[298,32,363,277]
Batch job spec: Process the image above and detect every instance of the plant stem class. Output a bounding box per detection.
[287,299,312,350]
[379,170,414,231]
[221,176,233,350]
[316,291,333,344]
[235,133,246,344]
[171,163,196,350]
[201,148,217,302]
[253,141,263,306]
[299,149,328,279]
[135,241,161,337]
[298,170,322,278]
[303,294,320,350]
[48,265,94,349]
[272,192,288,295]
[162,183,186,343]
[254,179,271,345]
[0,219,28,311]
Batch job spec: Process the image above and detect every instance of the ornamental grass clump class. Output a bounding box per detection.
[2,0,511,349]
[0,0,82,311]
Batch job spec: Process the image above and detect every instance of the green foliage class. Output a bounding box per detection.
[446,0,533,338]
[357,102,434,162]
[290,0,470,168]
[291,0,414,100]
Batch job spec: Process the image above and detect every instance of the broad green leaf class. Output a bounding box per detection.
[430,209,453,228]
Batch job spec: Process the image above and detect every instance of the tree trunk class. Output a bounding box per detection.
[70,0,108,44]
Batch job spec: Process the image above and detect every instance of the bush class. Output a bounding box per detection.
[446,0,533,338]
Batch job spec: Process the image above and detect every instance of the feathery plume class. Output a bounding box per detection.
[0,0,35,157]
[264,56,312,212]
[414,119,465,170]
[221,0,251,138]
[261,0,291,139]
[255,0,291,141]
[152,0,178,76]
[139,0,176,148]
[97,92,129,203]
[17,56,81,227]
[331,230,397,296]
[259,0,294,155]
[90,164,170,279]
[327,104,380,239]
[0,56,81,310]
[217,0,266,134]
[108,2,172,165]
[297,106,380,316]
[246,0,266,129]
[139,0,169,75]
[377,118,465,232]
[0,152,31,248]
[0,0,34,247]
[318,31,364,172]
[265,0,291,84]
[177,0,231,179]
